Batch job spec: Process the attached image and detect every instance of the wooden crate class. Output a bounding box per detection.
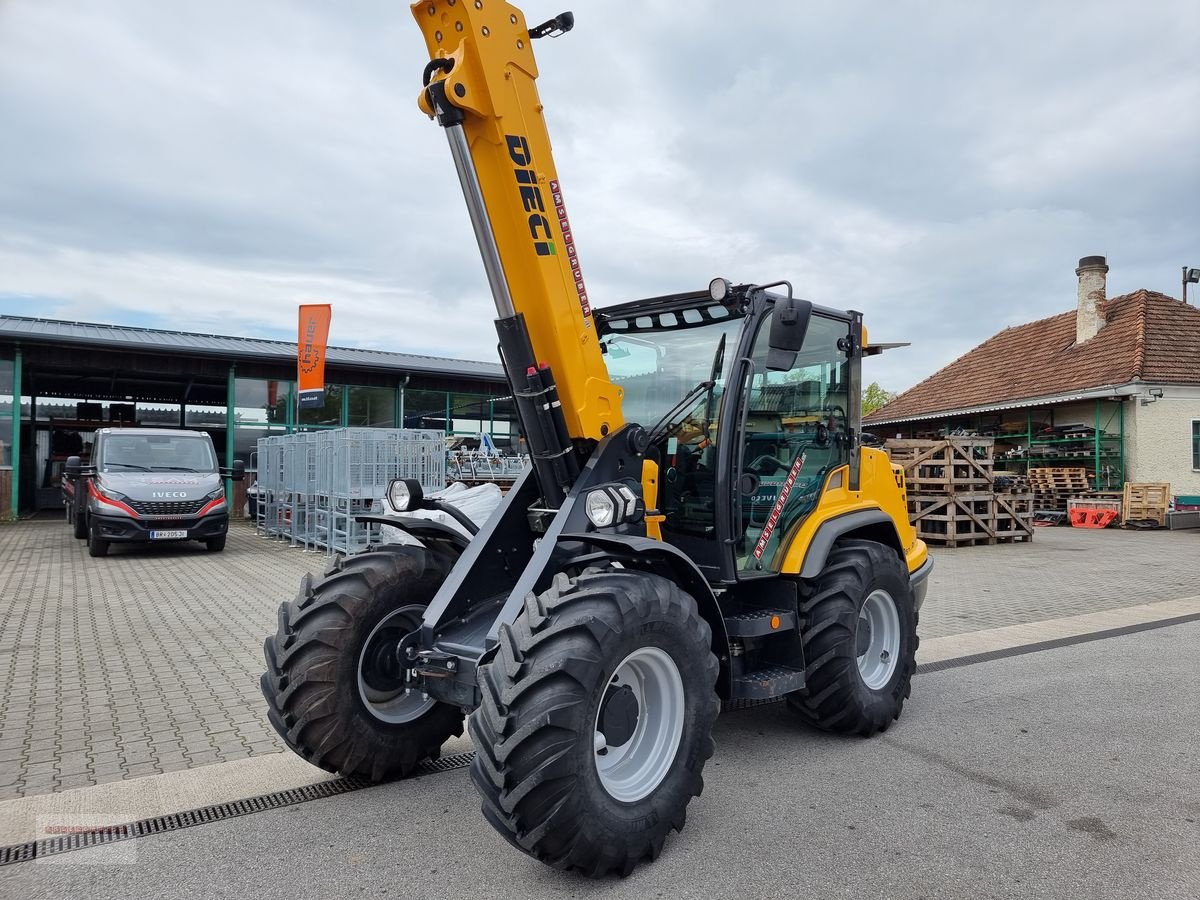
[885,439,995,494]
[1028,467,1090,491]
[908,492,1031,547]
[0,468,9,519]
[1122,482,1170,526]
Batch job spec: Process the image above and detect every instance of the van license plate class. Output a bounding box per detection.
[150,530,188,540]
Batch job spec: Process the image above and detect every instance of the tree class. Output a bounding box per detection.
[862,382,896,416]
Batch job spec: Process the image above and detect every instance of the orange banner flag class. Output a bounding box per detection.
[297,304,332,409]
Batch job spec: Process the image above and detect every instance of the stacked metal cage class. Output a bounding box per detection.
[253,428,445,555]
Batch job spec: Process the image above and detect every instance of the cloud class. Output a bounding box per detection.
[0,0,1197,390]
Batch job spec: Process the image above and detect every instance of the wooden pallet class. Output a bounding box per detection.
[908,492,1034,547]
[1122,482,1170,526]
[886,439,995,494]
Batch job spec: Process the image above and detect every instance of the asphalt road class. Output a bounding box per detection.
[6,622,1199,900]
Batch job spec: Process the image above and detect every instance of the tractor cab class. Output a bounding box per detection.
[597,281,860,581]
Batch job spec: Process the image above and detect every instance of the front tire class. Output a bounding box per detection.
[205,535,227,552]
[260,544,464,781]
[469,568,719,877]
[787,539,918,735]
[71,498,88,539]
[87,524,109,557]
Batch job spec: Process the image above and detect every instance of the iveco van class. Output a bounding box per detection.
[64,428,244,557]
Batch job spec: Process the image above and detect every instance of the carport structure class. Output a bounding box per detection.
[0,315,508,518]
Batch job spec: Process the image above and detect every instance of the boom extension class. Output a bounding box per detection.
[412,2,625,504]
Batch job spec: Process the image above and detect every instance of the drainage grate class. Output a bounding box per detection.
[0,751,476,866]
[915,613,1200,675]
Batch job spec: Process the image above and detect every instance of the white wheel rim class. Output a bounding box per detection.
[357,606,435,724]
[857,589,901,690]
[593,647,685,803]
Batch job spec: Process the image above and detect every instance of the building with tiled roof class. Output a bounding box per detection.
[866,257,1200,499]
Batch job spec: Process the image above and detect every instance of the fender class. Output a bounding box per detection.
[353,514,471,554]
[796,508,902,579]
[559,531,731,697]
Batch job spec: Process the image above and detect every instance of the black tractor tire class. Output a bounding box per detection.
[260,544,464,782]
[469,568,720,877]
[205,535,227,552]
[71,499,88,539]
[87,524,109,558]
[787,539,918,735]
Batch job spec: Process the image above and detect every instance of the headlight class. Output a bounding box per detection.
[387,478,424,512]
[95,484,129,502]
[204,487,226,501]
[585,490,616,527]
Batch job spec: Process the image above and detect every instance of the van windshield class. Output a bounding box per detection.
[100,434,218,474]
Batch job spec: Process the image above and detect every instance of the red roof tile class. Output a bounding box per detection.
[866,290,1200,423]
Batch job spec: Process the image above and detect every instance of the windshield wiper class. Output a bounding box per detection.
[104,463,150,471]
[150,466,206,472]
[645,334,727,444]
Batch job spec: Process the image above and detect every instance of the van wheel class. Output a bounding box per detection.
[72,500,88,539]
[88,525,110,558]
[205,536,227,552]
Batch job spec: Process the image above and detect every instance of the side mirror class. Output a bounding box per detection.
[766,297,813,371]
[232,460,246,481]
[65,455,82,477]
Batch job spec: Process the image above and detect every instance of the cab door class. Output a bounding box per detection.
[732,305,854,575]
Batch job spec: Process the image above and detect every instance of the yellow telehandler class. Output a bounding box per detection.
[262,2,930,877]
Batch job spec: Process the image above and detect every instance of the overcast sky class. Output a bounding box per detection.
[1,0,1197,391]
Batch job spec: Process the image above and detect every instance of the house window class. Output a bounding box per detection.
[1193,420,1200,470]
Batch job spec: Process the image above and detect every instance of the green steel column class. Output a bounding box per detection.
[9,348,22,520]
[445,392,452,435]
[286,383,295,434]
[489,398,495,440]
[1094,399,1101,489]
[225,365,236,503]
[340,385,349,427]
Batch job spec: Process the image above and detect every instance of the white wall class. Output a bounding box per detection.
[1126,384,1200,498]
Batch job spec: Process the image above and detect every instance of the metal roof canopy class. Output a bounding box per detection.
[0,314,505,381]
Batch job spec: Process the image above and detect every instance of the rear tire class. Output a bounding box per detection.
[87,524,109,558]
[205,535,227,552]
[787,539,918,736]
[469,568,719,877]
[260,544,464,781]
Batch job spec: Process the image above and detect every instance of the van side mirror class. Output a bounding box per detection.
[65,455,82,477]
[766,297,813,371]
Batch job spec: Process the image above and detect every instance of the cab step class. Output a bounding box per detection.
[723,608,797,637]
[731,664,806,700]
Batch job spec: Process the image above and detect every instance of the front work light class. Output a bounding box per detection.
[585,490,617,528]
[387,478,425,512]
[708,277,732,302]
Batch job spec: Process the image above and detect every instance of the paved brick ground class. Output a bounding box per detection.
[0,518,1195,802]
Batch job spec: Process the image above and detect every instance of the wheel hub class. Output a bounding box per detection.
[357,605,435,724]
[598,684,639,749]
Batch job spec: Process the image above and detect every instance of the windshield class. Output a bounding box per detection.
[599,303,744,429]
[100,433,218,473]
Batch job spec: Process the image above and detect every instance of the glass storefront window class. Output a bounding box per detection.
[235,378,291,424]
[0,359,11,466]
[403,389,448,431]
[298,384,343,427]
[185,404,226,428]
[347,386,395,428]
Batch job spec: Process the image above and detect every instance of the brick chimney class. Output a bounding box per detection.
[1075,255,1108,344]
